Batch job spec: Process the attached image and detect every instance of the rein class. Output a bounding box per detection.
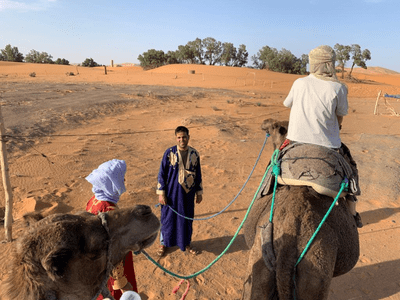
[92,213,115,300]
[265,150,350,299]
[140,155,272,280]
[157,133,270,221]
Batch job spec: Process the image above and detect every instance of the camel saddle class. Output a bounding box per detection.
[259,142,361,199]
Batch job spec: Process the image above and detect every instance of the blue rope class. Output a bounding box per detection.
[156,133,270,221]
[140,160,272,280]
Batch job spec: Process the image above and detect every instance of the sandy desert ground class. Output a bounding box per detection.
[0,61,399,300]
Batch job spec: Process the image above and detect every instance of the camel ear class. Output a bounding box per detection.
[41,248,74,281]
[75,210,94,218]
[278,125,287,136]
[23,212,44,227]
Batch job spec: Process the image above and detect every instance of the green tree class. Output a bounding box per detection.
[220,42,236,66]
[0,44,24,62]
[252,46,307,74]
[24,49,40,63]
[299,54,309,75]
[82,58,99,67]
[257,46,279,70]
[165,51,179,65]
[25,49,53,64]
[177,44,196,64]
[54,58,70,65]
[233,44,248,67]
[292,54,309,75]
[276,48,297,73]
[202,37,222,65]
[137,49,166,69]
[251,54,264,69]
[348,44,371,78]
[334,44,351,79]
[187,38,204,64]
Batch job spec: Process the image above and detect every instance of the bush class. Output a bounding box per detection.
[1,44,24,62]
[82,58,99,67]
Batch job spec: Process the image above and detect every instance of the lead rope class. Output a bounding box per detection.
[157,133,271,221]
[172,279,190,300]
[292,178,349,299]
[92,213,115,300]
[140,157,272,284]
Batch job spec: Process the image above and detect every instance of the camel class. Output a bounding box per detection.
[242,119,360,300]
[0,205,160,300]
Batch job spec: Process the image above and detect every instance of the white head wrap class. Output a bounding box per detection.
[120,291,141,300]
[309,45,339,82]
[86,159,127,204]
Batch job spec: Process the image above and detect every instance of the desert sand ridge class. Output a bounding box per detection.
[0,61,399,299]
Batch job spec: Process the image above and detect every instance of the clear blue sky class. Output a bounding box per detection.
[1,0,399,72]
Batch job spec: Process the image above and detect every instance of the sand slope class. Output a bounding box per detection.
[0,62,399,300]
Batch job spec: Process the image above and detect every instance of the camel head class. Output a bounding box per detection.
[105,205,160,265]
[261,118,288,150]
[0,205,160,300]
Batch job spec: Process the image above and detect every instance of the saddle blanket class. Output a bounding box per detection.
[259,142,361,199]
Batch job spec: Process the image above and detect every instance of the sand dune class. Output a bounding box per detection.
[0,62,399,299]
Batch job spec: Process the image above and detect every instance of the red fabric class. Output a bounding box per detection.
[86,196,138,300]
[279,139,291,150]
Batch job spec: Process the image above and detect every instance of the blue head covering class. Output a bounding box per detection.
[86,159,127,204]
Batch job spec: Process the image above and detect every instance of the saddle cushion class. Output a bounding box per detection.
[260,143,360,199]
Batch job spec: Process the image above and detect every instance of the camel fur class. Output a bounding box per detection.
[0,205,160,300]
[241,119,360,300]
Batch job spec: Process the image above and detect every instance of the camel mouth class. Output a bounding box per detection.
[137,231,158,252]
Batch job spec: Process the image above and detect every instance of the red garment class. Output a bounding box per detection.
[86,196,138,300]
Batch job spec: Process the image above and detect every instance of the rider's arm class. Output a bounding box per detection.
[337,115,343,130]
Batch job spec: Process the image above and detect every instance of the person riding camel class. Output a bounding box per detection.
[281,44,363,228]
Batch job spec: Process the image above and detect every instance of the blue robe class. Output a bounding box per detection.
[157,145,203,251]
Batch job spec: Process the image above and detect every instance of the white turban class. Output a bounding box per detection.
[309,45,339,82]
[86,159,127,204]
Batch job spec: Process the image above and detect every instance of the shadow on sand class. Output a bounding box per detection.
[330,258,400,300]
[361,207,400,226]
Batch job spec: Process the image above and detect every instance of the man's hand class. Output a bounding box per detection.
[337,115,343,130]
[195,194,203,204]
[120,282,133,293]
[159,194,167,206]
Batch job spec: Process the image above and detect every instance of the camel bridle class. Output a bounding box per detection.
[91,212,115,300]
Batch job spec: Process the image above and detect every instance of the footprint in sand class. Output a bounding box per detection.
[193,274,205,285]
[359,255,372,264]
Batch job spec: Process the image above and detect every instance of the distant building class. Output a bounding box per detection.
[116,63,137,67]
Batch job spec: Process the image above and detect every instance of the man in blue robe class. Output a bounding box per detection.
[156,126,203,256]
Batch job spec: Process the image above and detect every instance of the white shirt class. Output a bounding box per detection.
[283,74,348,149]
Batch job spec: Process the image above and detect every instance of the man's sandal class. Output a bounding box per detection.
[157,245,166,257]
[185,245,199,256]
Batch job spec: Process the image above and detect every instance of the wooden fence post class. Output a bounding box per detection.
[0,104,13,242]
[374,90,382,115]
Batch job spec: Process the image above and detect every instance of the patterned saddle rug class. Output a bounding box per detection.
[259,142,361,199]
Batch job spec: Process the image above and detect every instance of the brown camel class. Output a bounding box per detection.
[242,119,360,300]
[0,205,160,300]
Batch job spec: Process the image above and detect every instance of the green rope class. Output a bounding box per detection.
[141,159,273,280]
[292,178,349,299]
[294,178,349,267]
[269,149,281,222]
